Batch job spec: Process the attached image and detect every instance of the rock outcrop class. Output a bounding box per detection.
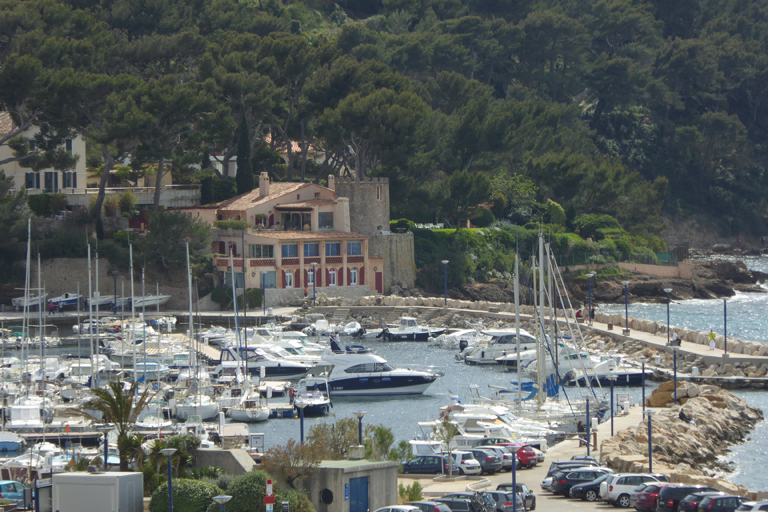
[601,384,762,495]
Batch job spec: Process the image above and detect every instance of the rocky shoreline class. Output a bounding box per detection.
[601,383,763,495]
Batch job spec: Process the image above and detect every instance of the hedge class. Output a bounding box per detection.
[150,479,222,512]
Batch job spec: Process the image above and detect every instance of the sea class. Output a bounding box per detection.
[600,255,768,491]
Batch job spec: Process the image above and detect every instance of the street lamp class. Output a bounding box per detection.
[441,260,449,307]
[212,495,232,512]
[607,374,617,436]
[261,271,267,316]
[583,395,591,456]
[638,358,649,414]
[586,273,595,325]
[112,271,118,314]
[507,445,519,512]
[663,288,673,345]
[721,296,729,355]
[161,448,177,512]
[645,410,656,473]
[312,262,318,307]
[96,426,111,471]
[672,346,679,405]
[353,411,367,445]
[621,280,630,334]
[297,402,308,445]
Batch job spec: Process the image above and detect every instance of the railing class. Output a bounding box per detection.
[347,256,364,263]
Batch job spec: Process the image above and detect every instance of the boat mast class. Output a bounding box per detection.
[229,248,244,383]
[37,253,45,392]
[76,282,81,381]
[95,248,99,386]
[537,234,545,411]
[514,254,521,409]
[548,244,556,370]
[188,243,199,416]
[87,242,94,388]
[129,245,136,381]
[22,218,31,392]
[142,266,146,384]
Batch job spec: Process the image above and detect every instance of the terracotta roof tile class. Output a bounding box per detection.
[247,230,366,240]
[218,182,309,210]
[274,198,335,209]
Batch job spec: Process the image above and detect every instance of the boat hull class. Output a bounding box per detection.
[229,408,270,422]
[322,376,436,396]
[176,403,220,421]
[245,365,310,381]
[565,371,651,387]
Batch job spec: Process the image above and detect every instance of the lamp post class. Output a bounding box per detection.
[586,273,595,325]
[663,288,673,345]
[297,402,308,445]
[672,346,679,405]
[353,411,367,445]
[621,280,630,334]
[312,262,318,307]
[607,374,617,436]
[509,446,519,512]
[583,395,591,456]
[645,410,656,473]
[441,260,449,307]
[161,448,177,512]
[112,271,118,314]
[721,296,728,355]
[638,358,649,414]
[261,271,267,316]
[212,495,233,512]
[96,426,111,471]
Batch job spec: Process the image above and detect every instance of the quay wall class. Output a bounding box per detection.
[195,448,255,476]
[563,262,693,279]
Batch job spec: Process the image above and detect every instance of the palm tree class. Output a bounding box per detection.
[72,378,154,470]
[119,433,146,470]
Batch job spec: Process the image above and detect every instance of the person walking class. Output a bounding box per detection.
[48,300,54,316]
[589,306,596,324]
[709,330,716,350]
[289,386,295,405]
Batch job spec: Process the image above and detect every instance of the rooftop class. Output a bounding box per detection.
[274,198,335,210]
[223,230,366,240]
[218,182,330,211]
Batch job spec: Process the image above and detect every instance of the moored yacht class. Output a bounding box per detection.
[460,329,538,364]
[377,317,445,341]
[215,347,311,381]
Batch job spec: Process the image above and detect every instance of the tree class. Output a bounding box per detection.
[364,424,395,460]
[445,170,491,229]
[73,378,154,471]
[0,171,29,283]
[140,211,212,271]
[235,117,253,194]
[306,417,359,459]
[432,408,459,477]
[261,439,320,490]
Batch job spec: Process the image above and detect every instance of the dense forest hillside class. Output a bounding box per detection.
[2,0,768,236]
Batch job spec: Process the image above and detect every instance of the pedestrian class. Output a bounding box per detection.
[289,386,295,405]
[671,331,680,346]
[709,330,716,351]
[577,421,586,446]
[590,306,596,324]
[57,301,62,314]
[48,300,54,316]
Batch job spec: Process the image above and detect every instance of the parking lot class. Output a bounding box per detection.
[399,404,647,512]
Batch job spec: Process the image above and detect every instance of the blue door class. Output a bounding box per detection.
[349,477,368,512]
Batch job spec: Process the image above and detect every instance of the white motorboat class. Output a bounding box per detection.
[135,412,174,432]
[48,293,82,307]
[131,293,172,308]
[564,354,652,386]
[338,321,365,337]
[460,329,538,364]
[228,395,270,422]
[319,339,440,396]
[377,317,445,341]
[428,328,492,350]
[0,432,23,452]
[175,394,220,421]
[11,293,47,309]
[294,377,332,416]
[215,347,311,381]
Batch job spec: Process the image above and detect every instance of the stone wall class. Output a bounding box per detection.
[334,177,390,236]
[195,448,255,476]
[368,232,415,292]
[265,285,376,307]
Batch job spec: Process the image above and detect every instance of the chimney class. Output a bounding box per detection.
[334,197,350,232]
[327,174,336,192]
[259,172,270,197]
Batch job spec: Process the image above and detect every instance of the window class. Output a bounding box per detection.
[249,245,274,258]
[63,171,77,189]
[350,267,358,285]
[314,192,320,198]
[25,172,38,189]
[285,270,294,288]
[326,242,341,256]
[44,171,58,193]
[307,269,314,286]
[318,212,333,229]
[377,185,381,201]
[65,139,73,152]
[304,243,319,257]
[328,268,336,286]
[347,242,362,255]
[281,244,298,258]
[28,139,35,150]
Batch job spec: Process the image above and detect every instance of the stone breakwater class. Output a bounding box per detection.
[600,383,763,495]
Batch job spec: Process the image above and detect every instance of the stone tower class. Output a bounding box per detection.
[333,176,390,236]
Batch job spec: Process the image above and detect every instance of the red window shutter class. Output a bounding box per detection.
[268,214,274,226]
[338,267,344,286]
[295,270,301,288]
[326,268,330,285]
[316,269,322,287]
[347,268,351,284]
[360,266,365,285]
[304,269,308,285]
[281,270,285,288]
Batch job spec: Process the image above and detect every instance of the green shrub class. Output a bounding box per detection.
[573,214,621,240]
[36,229,89,258]
[398,481,423,502]
[150,479,222,512]
[390,218,415,231]
[211,287,233,310]
[204,470,313,512]
[50,193,67,213]
[28,194,52,217]
[119,190,137,213]
[236,288,263,309]
[545,199,566,225]
[103,194,120,217]
[214,220,249,230]
[471,208,495,227]
[113,231,131,247]
[191,466,226,480]
[212,177,238,202]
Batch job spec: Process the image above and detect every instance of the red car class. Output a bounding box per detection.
[491,443,538,468]
[636,483,673,512]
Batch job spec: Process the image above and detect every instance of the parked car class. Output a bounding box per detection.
[570,472,613,502]
[636,483,673,512]
[0,481,28,508]
[571,455,599,463]
[451,451,482,476]
[546,460,599,478]
[497,483,536,510]
[441,492,523,512]
[492,443,538,468]
[551,467,614,496]
[600,473,668,507]
[433,498,476,512]
[407,501,453,512]
[467,448,503,474]
[482,446,515,471]
[540,477,553,492]
[532,448,545,464]
[680,492,728,512]
[656,485,719,512]
[374,506,420,512]
[401,455,459,475]
[736,501,768,511]
[631,483,651,509]
[697,495,749,512]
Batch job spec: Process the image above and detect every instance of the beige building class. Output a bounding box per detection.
[0,112,87,195]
